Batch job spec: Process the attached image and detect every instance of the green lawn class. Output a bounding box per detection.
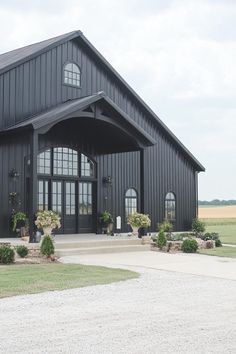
[202,218,236,245]
[199,246,236,258]
[0,263,139,299]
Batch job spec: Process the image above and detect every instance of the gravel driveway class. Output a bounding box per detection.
[0,253,236,354]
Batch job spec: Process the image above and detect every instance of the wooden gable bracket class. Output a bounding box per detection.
[82,104,95,114]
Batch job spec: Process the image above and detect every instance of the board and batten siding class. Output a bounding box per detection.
[0,37,198,234]
[0,133,30,236]
[0,39,155,133]
[38,134,141,232]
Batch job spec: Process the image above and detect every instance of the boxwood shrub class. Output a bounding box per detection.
[40,235,54,257]
[215,239,222,247]
[181,239,198,253]
[0,245,15,264]
[16,245,29,258]
[156,230,167,250]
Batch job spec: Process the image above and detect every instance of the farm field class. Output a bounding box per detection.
[199,205,236,218]
[199,205,236,245]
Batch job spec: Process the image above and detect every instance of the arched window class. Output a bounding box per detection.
[37,148,96,178]
[64,62,81,87]
[125,188,137,217]
[165,192,176,221]
[37,148,96,218]
[81,153,95,177]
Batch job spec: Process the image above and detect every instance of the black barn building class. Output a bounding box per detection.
[0,31,204,238]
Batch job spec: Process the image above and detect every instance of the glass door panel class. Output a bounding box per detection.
[79,182,92,215]
[64,181,77,234]
[37,180,49,211]
[65,182,76,215]
[78,182,95,233]
[52,181,62,214]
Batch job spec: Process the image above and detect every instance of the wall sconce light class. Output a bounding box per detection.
[9,169,20,178]
[103,176,113,186]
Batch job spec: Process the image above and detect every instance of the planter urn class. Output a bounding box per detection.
[141,235,152,245]
[42,227,53,236]
[131,226,139,237]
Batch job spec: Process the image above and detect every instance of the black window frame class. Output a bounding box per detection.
[80,153,95,178]
[37,147,97,213]
[79,181,93,215]
[125,188,138,218]
[65,181,76,215]
[37,149,51,175]
[63,62,81,88]
[37,179,49,211]
[165,192,176,222]
[53,147,78,177]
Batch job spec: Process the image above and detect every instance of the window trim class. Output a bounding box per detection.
[124,187,138,219]
[164,191,176,222]
[53,147,78,177]
[37,147,97,180]
[37,149,51,175]
[79,181,93,215]
[80,153,96,179]
[37,179,49,211]
[62,61,81,89]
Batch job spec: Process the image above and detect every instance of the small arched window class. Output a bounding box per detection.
[64,62,81,87]
[125,188,137,217]
[165,192,176,221]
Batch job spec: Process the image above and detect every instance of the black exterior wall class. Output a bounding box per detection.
[0,33,203,237]
[0,133,30,236]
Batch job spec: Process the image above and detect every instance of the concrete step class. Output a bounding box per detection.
[55,238,142,249]
[56,244,150,257]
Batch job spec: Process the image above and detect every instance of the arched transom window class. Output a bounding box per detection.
[37,148,95,178]
[63,62,81,87]
[125,188,137,217]
[165,192,176,221]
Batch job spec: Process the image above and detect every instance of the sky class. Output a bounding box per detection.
[0,0,235,200]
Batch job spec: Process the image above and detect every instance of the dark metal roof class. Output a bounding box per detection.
[0,31,205,171]
[2,91,156,147]
[0,31,81,74]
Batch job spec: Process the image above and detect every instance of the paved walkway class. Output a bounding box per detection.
[223,243,236,247]
[1,233,138,246]
[62,251,236,280]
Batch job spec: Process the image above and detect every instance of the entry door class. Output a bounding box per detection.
[78,181,95,233]
[51,180,77,234]
[42,180,95,234]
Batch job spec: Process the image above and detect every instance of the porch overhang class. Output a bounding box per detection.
[2,92,156,153]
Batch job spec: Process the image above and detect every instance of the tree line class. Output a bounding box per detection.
[198,199,236,206]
